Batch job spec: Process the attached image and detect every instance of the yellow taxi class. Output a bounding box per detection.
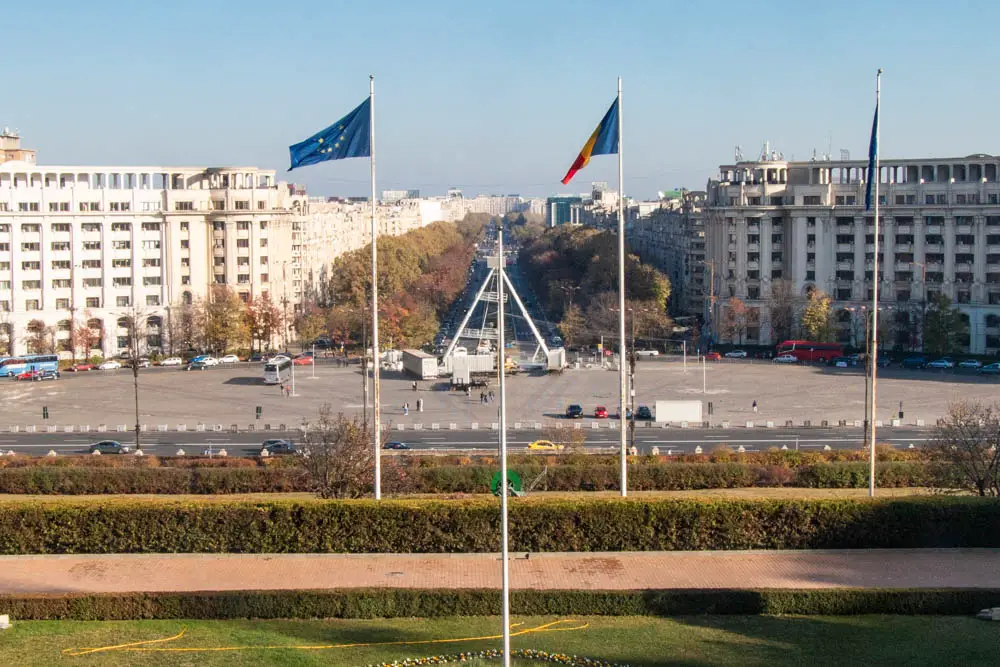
[528,439,565,451]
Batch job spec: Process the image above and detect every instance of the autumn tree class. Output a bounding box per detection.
[298,407,376,499]
[0,308,12,356]
[801,289,834,342]
[768,279,797,342]
[246,293,282,353]
[559,303,585,347]
[198,286,248,354]
[71,315,102,360]
[721,297,751,344]
[293,304,328,350]
[930,401,1000,496]
[923,293,967,355]
[25,319,55,354]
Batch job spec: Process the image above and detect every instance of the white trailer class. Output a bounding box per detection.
[402,349,439,379]
[654,400,703,423]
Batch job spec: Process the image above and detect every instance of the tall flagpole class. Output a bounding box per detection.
[497,229,511,667]
[868,68,882,498]
[370,74,382,499]
[616,76,628,497]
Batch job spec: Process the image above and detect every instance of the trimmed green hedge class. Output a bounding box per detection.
[1,497,998,554]
[0,461,960,495]
[2,588,998,620]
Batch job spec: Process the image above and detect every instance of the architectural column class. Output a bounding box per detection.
[943,219,956,301]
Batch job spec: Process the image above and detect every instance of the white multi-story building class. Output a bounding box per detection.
[705,151,1000,353]
[0,132,306,357]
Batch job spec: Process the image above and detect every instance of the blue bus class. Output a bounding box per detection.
[0,354,60,377]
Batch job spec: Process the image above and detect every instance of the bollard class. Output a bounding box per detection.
[158,425,168,432]
[803,420,811,427]
[785,420,793,427]
[279,424,287,431]
[92,450,102,456]
[721,421,730,429]
[491,423,499,430]
[781,444,788,450]
[46,450,58,457]
[514,422,522,430]
[591,422,599,429]
[396,423,406,431]
[916,419,925,427]
[26,425,35,433]
[196,424,206,432]
[737,445,746,453]
[534,422,542,430]
[176,448,186,456]
[875,420,884,428]
[694,445,703,454]
[823,444,832,451]
[97,424,107,432]
[47,426,57,433]
[80,425,90,432]
[821,420,829,427]
[449,423,457,430]
[133,449,144,457]
[63,425,74,433]
[651,446,660,456]
[177,424,187,432]
[213,424,223,432]
[247,424,256,431]
[680,421,689,428]
[116,425,126,433]
[217,449,228,457]
[853,420,862,428]
[838,420,848,427]
[766,421,775,428]
[231,424,239,433]
[413,424,423,431]
[259,448,269,458]
[745,421,755,428]
[908,443,915,449]
[471,423,479,430]
[431,423,440,430]
[703,420,710,428]
[573,422,581,430]
[891,418,901,427]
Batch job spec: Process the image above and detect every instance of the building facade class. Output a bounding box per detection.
[0,146,307,357]
[628,191,706,317]
[705,152,1000,353]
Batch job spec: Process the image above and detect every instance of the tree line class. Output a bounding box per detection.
[514,223,673,347]
[723,280,969,354]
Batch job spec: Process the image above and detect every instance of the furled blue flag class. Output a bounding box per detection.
[288,97,370,171]
[864,99,879,210]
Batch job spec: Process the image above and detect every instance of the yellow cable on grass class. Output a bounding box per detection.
[62,619,589,656]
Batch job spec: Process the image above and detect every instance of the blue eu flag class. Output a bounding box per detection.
[288,97,370,171]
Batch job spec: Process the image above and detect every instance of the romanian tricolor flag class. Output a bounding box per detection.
[561,98,620,185]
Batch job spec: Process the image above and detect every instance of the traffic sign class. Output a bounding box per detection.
[491,469,522,496]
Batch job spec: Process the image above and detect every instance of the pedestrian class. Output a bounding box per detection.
[489,390,495,402]
[412,381,418,392]
[752,400,758,413]
[417,398,423,412]
[403,402,409,416]
[286,385,291,398]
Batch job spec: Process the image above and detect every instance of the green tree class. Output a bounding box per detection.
[198,287,247,353]
[923,293,967,354]
[800,289,834,342]
[294,305,328,350]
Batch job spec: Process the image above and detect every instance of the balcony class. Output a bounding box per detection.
[925,244,943,253]
[747,243,760,252]
[747,261,759,270]
[836,243,854,252]
[836,261,854,270]
[955,262,974,273]
[895,244,913,253]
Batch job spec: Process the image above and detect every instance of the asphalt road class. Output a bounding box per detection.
[0,426,932,457]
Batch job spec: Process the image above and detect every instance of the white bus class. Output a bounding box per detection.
[263,356,292,385]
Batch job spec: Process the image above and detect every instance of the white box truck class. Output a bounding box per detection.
[654,400,703,423]
[402,349,438,379]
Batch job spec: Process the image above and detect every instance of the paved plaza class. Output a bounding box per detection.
[1,549,998,594]
[0,357,995,430]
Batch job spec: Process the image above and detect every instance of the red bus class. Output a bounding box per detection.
[776,340,843,362]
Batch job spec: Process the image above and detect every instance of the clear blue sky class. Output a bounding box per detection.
[7,0,1000,199]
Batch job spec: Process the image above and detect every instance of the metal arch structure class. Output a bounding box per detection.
[442,254,550,362]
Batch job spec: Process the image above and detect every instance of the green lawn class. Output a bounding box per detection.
[0,615,996,666]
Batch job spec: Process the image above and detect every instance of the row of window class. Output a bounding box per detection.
[0,200,272,213]
[0,295,163,312]
[1,258,163,271]
[0,276,163,291]
[732,215,1000,228]
[735,193,1000,207]
[3,240,163,252]
[0,221,269,233]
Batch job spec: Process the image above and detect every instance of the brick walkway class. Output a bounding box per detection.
[1,550,998,594]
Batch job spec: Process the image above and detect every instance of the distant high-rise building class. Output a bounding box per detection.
[381,189,420,203]
[546,196,584,227]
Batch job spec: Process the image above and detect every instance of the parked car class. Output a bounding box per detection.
[636,405,653,420]
[635,349,660,357]
[98,360,122,370]
[125,358,150,369]
[704,352,722,361]
[313,337,333,349]
[67,363,94,372]
[926,358,955,369]
[37,369,60,381]
[979,362,1000,375]
[958,359,983,369]
[565,404,584,419]
[186,361,210,371]
[89,440,130,454]
[250,353,265,362]
[594,406,609,419]
[528,439,564,451]
[724,350,748,358]
[159,357,183,366]
[260,439,297,456]
[219,354,241,364]
[901,356,928,369]
[773,354,798,364]
[827,356,857,367]
[383,441,410,450]
[292,355,313,366]
[14,370,40,381]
